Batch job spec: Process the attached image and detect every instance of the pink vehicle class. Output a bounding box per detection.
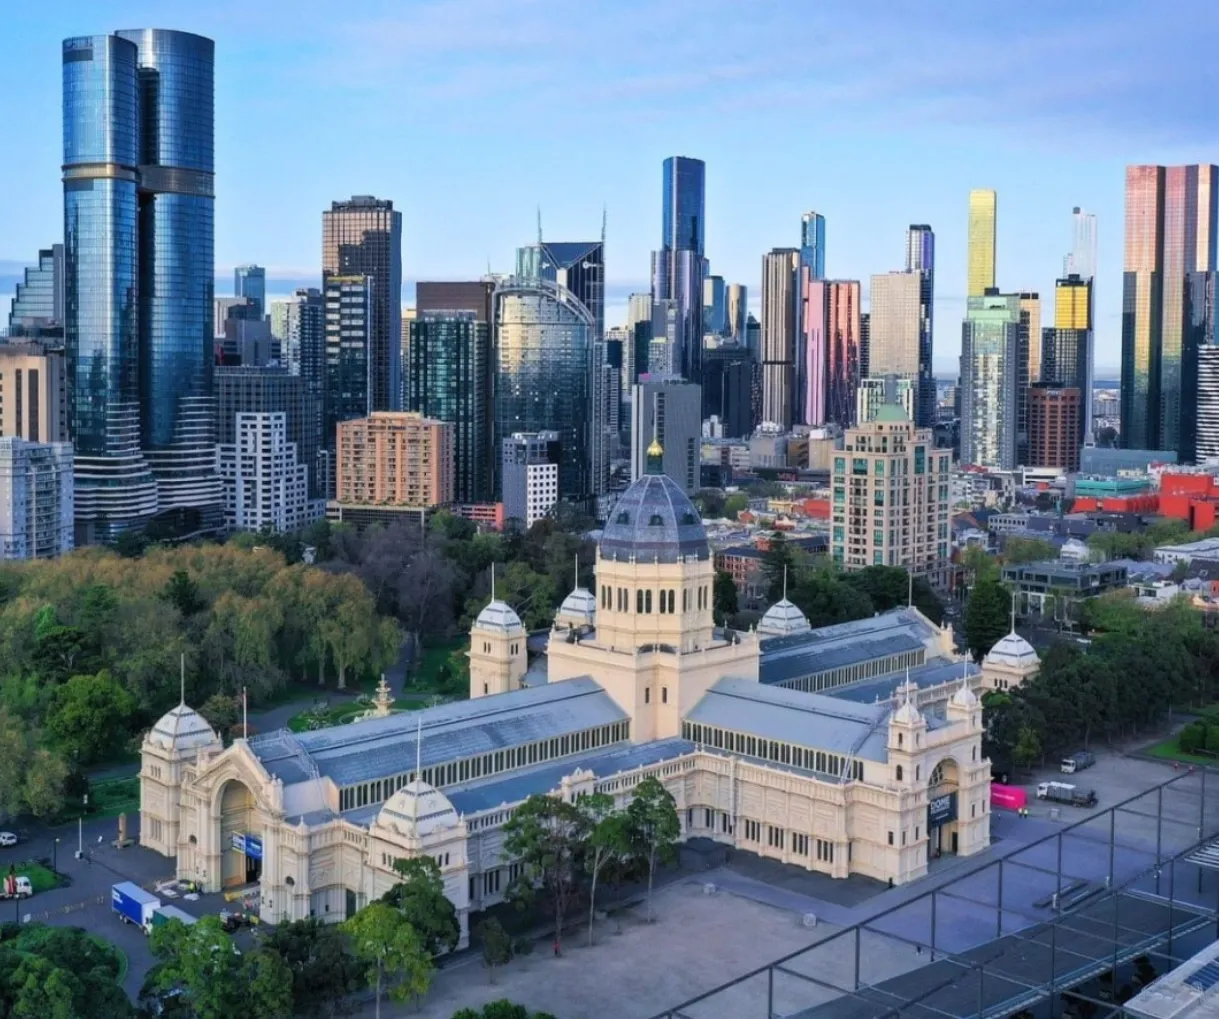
[991,783,1027,811]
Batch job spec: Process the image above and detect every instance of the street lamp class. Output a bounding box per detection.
[52,837,60,875]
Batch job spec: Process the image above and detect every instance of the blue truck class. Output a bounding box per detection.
[112,881,161,932]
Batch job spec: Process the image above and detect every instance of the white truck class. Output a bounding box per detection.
[112,881,161,932]
[1037,781,1098,808]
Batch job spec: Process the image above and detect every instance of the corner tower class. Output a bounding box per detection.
[468,571,527,699]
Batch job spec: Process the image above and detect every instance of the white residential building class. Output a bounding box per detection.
[217,413,311,533]
[0,437,74,559]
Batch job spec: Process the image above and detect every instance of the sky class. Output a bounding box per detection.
[2,0,1218,373]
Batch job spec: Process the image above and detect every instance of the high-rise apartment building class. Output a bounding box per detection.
[1185,271,1219,463]
[630,376,701,494]
[63,30,220,542]
[322,275,373,473]
[967,189,997,297]
[905,225,936,428]
[234,265,266,320]
[800,212,826,280]
[502,431,561,528]
[797,213,827,424]
[217,412,311,533]
[1066,207,1098,280]
[806,280,862,428]
[493,278,593,501]
[761,249,800,428]
[270,288,324,383]
[1014,292,1040,464]
[336,412,454,509]
[1044,274,1093,447]
[405,312,492,504]
[701,346,753,438]
[415,280,496,324]
[652,156,705,383]
[0,438,74,560]
[322,196,402,413]
[1121,165,1218,452]
[0,343,68,443]
[857,376,917,425]
[6,246,64,339]
[703,275,726,336]
[1027,384,1081,472]
[960,292,1021,469]
[726,284,748,344]
[830,403,949,585]
[868,271,921,378]
[1198,345,1219,461]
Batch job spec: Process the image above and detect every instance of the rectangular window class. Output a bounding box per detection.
[887,831,894,846]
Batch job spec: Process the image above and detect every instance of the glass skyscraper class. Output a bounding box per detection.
[234,265,266,319]
[493,278,593,501]
[63,30,219,541]
[960,293,1020,469]
[905,224,936,428]
[800,212,826,279]
[967,190,997,298]
[7,246,64,339]
[652,156,705,384]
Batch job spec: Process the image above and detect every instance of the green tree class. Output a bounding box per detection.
[713,570,739,620]
[22,748,68,818]
[1002,537,1059,565]
[381,856,460,957]
[1013,726,1043,771]
[343,902,433,1018]
[841,566,944,624]
[580,792,629,946]
[761,534,796,603]
[198,693,241,737]
[476,917,513,983]
[723,492,749,520]
[0,926,133,1019]
[451,1003,558,1019]
[45,671,137,765]
[163,569,205,617]
[501,794,590,953]
[964,578,1011,660]
[263,917,364,1018]
[626,776,681,923]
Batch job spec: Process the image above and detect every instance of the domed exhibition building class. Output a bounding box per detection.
[140,461,1038,942]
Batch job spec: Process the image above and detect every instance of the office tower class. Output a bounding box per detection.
[800,212,826,279]
[0,438,74,559]
[868,271,921,380]
[215,366,323,500]
[7,246,64,339]
[627,292,653,332]
[703,275,726,336]
[1121,165,1218,451]
[702,346,753,438]
[812,281,862,428]
[1066,206,1099,279]
[322,275,372,493]
[630,376,701,493]
[960,293,1021,468]
[967,189,997,297]
[0,343,69,443]
[416,280,496,323]
[405,312,492,503]
[217,412,311,533]
[270,288,324,382]
[1027,384,1081,471]
[830,401,949,584]
[857,376,917,424]
[1015,292,1040,463]
[1044,274,1093,446]
[1185,270,1219,463]
[493,278,592,501]
[761,249,800,428]
[726,284,747,344]
[233,265,266,320]
[1198,345,1219,461]
[502,431,561,528]
[652,156,705,383]
[905,224,936,427]
[337,412,454,509]
[322,196,402,413]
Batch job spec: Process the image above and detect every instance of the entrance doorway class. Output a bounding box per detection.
[219,780,261,889]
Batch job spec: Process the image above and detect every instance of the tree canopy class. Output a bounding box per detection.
[0,924,133,1019]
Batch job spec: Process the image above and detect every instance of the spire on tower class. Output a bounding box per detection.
[412,714,423,820]
[179,653,186,706]
[783,564,788,601]
[1010,589,1016,634]
[537,206,543,245]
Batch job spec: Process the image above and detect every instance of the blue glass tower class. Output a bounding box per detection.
[799,212,826,279]
[652,156,705,383]
[906,224,936,428]
[63,30,219,542]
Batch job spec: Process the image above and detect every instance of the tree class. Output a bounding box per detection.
[45,671,137,765]
[343,902,433,1018]
[451,1003,558,1019]
[198,693,241,736]
[381,856,460,957]
[1013,726,1043,771]
[0,925,133,1019]
[713,570,739,620]
[501,794,590,953]
[1002,537,1059,565]
[263,917,364,1018]
[723,492,749,520]
[580,792,629,946]
[761,534,796,603]
[626,776,681,923]
[22,748,68,818]
[163,569,205,617]
[964,578,1011,660]
[476,916,513,983]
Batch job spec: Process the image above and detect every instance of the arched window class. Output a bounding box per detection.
[667,590,676,613]
[636,589,644,614]
[896,765,903,781]
[645,590,653,613]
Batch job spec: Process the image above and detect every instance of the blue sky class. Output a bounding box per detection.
[2,0,1218,372]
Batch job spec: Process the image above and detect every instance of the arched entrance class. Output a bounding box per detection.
[927,758,960,858]
[218,779,262,888]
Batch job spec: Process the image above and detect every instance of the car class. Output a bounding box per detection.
[219,910,250,933]
[0,833,17,848]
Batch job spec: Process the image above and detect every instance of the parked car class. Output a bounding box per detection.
[0,833,18,848]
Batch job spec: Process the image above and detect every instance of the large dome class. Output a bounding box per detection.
[599,474,709,563]
[758,598,811,638]
[376,780,461,839]
[147,703,219,751]
[984,632,1038,669]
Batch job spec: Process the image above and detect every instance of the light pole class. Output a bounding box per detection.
[52,837,60,875]
[77,794,87,859]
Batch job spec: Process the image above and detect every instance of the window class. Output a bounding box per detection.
[645,590,652,613]
[661,687,668,704]
[636,589,644,613]
[645,688,651,704]
[767,826,785,850]
[887,831,894,846]
[816,839,834,863]
[743,819,761,842]
[895,765,903,781]
[704,808,713,828]
[793,833,809,855]
[483,869,501,895]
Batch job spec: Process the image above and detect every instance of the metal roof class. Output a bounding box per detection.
[600,474,710,563]
[825,657,978,706]
[249,677,627,788]
[446,738,694,815]
[686,678,891,762]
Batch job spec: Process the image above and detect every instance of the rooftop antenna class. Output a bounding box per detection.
[1010,589,1016,634]
[179,653,186,706]
[783,564,788,601]
[601,203,607,246]
[574,553,580,591]
[537,206,543,245]
[242,687,248,739]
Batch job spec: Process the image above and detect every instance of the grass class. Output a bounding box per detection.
[287,701,372,733]
[408,638,465,694]
[10,860,60,894]
[1145,736,1218,766]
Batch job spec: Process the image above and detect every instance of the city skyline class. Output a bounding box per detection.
[3,1,1217,373]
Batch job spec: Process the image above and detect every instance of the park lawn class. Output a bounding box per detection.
[409,638,465,693]
[287,701,370,733]
[1145,736,1217,767]
[12,860,60,893]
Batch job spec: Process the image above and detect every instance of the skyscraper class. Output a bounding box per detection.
[234,265,266,320]
[1044,274,1093,446]
[760,249,800,429]
[726,283,748,344]
[322,275,372,494]
[701,345,753,438]
[800,212,826,279]
[1015,292,1040,463]
[960,293,1021,469]
[703,275,726,336]
[868,272,922,379]
[905,224,936,427]
[63,30,219,542]
[1066,207,1098,280]
[7,246,64,339]
[270,288,324,382]
[630,376,702,494]
[652,156,705,383]
[323,196,402,413]
[967,189,997,297]
[817,280,863,428]
[1120,165,1218,452]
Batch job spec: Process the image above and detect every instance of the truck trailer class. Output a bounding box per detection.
[1037,781,1098,808]
[112,882,161,932]
[1061,752,1096,774]
[151,905,198,930]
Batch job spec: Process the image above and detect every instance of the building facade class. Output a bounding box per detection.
[816,280,863,429]
[906,224,936,428]
[141,472,1010,933]
[630,376,701,494]
[967,189,997,298]
[336,412,454,509]
[217,412,312,533]
[652,156,706,384]
[761,249,800,429]
[234,265,266,320]
[6,245,64,339]
[270,288,324,384]
[701,345,754,439]
[857,376,917,425]
[0,438,74,559]
[0,342,69,444]
[1026,384,1081,472]
[322,274,372,492]
[501,431,560,528]
[830,404,950,584]
[322,196,402,414]
[960,292,1021,469]
[868,270,922,423]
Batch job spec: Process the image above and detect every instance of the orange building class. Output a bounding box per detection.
[336,412,454,508]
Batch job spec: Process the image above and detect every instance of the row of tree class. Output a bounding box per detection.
[0,922,133,1018]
